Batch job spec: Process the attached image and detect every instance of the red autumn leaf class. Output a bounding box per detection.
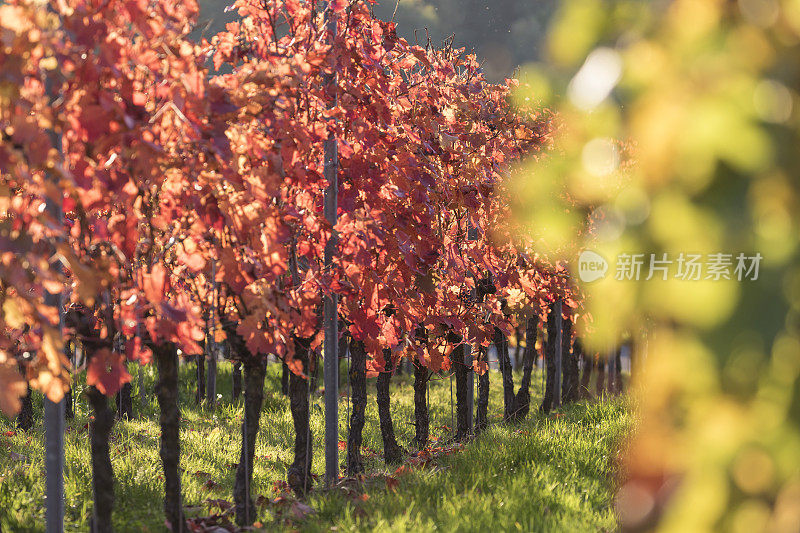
[181,252,206,272]
[143,264,166,304]
[238,314,273,356]
[86,348,132,397]
[330,0,348,13]
[272,480,291,494]
[126,336,152,365]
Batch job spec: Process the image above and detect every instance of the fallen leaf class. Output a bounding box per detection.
[289,501,314,520]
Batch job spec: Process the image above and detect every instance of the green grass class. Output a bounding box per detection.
[0,360,631,532]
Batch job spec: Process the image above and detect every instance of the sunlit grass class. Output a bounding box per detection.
[0,360,630,532]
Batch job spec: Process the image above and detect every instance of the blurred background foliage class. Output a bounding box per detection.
[194,0,800,530]
[509,0,800,531]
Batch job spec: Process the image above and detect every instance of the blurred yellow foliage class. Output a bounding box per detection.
[513,0,800,530]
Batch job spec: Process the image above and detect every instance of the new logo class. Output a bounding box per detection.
[578,250,608,283]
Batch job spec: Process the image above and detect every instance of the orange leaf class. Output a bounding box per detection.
[182,253,206,272]
[473,359,488,374]
[0,362,27,416]
[286,356,306,378]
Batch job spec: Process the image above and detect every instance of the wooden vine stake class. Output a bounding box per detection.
[206,257,218,409]
[43,202,65,533]
[323,0,340,487]
[43,58,65,533]
[44,391,64,533]
[465,222,477,433]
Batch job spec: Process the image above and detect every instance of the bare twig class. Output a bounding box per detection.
[391,0,401,23]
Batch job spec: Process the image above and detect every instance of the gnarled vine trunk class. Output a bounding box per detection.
[309,350,320,394]
[513,324,524,372]
[232,362,242,401]
[452,343,471,441]
[195,352,205,405]
[86,386,115,533]
[412,360,430,448]
[596,358,606,397]
[281,360,289,396]
[64,386,74,420]
[561,319,578,404]
[539,306,558,414]
[628,339,637,380]
[346,339,367,475]
[376,349,404,463]
[611,347,623,395]
[511,316,538,420]
[234,359,266,526]
[116,382,133,419]
[475,347,490,434]
[154,343,185,532]
[579,350,594,400]
[16,385,33,431]
[494,327,515,421]
[287,337,313,496]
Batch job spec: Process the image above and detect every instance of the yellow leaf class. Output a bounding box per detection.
[30,369,65,403]
[2,297,25,329]
[39,56,57,70]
